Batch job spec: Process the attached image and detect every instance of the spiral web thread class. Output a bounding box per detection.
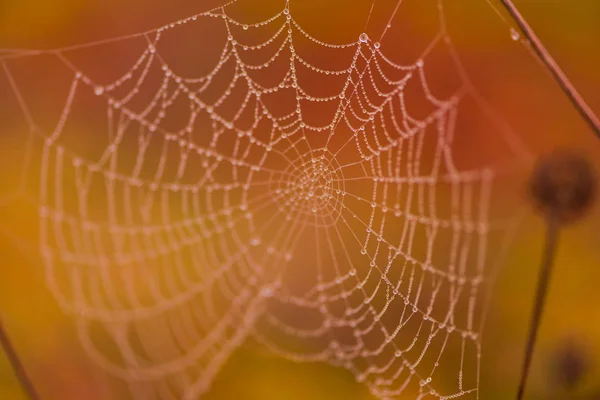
[0,0,534,399]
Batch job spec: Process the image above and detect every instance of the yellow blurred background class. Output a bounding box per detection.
[1,0,600,399]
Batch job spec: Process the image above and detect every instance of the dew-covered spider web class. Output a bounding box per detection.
[0,0,546,398]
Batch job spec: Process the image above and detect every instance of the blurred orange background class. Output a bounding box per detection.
[1,0,600,399]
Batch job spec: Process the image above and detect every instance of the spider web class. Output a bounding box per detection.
[0,0,537,398]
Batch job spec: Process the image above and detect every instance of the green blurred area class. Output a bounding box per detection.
[1,0,600,399]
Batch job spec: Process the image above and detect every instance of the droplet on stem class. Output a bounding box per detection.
[510,27,521,41]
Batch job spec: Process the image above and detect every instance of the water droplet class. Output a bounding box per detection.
[94,86,104,96]
[283,8,289,15]
[359,33,368,43]
[510,28,520,41]
[243,24,248,30]
[374,42,381,49]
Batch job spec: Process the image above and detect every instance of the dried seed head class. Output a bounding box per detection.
[550,338,591,390]
[529,150,596,225]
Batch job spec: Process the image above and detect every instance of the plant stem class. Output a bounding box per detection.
[517,216,560,399]
[0,320,40,400]
[499,0,600,140]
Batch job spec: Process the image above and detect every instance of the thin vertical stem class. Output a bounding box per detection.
[517,217,560,399]
[0,320,40,400]
[499,0,600,140]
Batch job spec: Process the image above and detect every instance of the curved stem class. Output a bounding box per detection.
[499,0,600,140]
[0,320,40,400]
[517,217,560,399]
